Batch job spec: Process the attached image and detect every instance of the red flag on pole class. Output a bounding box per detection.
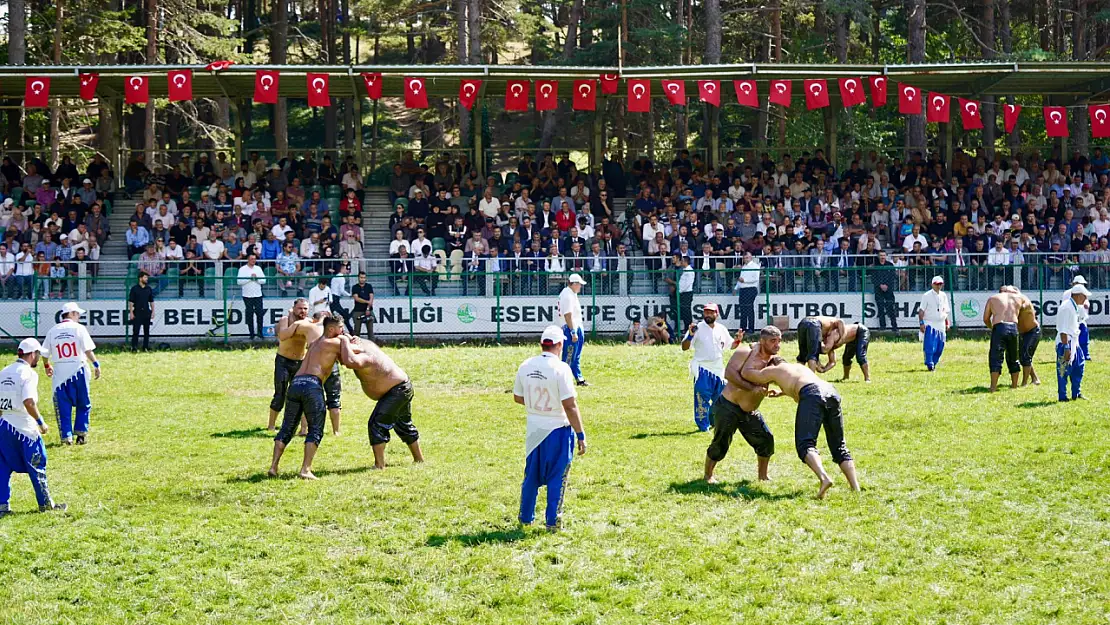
[254,70,279,104]
[572,80,597,111]
[125,76,149,105]
[404,77,428,109]
[306,73,330,107]
[1003,103,1022,134]
[627,79,651,112]
[1090,104,1110,138]
[926,93,950,123]
[505,80,530,111]
[536,80,558,111]
[661,80,685,106]
[769,80,791,107]
[24,77,49,108]
[897,83,921,115]
[458,79,481,110]
[838,77,866,107]
[600,74,619,95]
[698,81,720,107]
[167,70,193,102]
[1044,106,1068,137]
[78,73,99,101]
[804,79,829,110]
[958,98,983,130]
[733,80,758,107]
[869,76,888,107]
[361,73,383,100]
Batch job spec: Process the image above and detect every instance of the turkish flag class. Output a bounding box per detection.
[167,70,193,102]
[804,79,829,110]
[926,93,950,123]
[125,76,149,105]
[769,80,791,107]
[1044,106,1068,137]
[897,83,921,115]
[661,80,685,106]
[205,61,234,72]
[627,79,651,112]
[254,70,279,104]
[361,73,383,100]
[698,80,720,107]
[404,77,428,109]
[1090,104,1110,138]
[78,73,99,101]
[306,73,330,107]
[24,77,49,108]
[733,80,758,107]
[505,80,530,111]
[838,77,866,107]
[869,76,888,107]
[958,98,983,130]
[600,74,619,95]
[536,80,558,111]
[458,79,481,110]
[572,80,597,111]
[1003,103,1022,134]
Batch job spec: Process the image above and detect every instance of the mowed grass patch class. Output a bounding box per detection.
[0,339,1108,624]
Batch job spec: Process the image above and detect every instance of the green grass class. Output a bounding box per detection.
[1,339,1108,624]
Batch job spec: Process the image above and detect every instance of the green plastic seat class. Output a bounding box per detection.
[431,237,446,252]
[326,185,342,196]
[394,197,409,210]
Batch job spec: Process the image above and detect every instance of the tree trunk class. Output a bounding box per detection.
[271,0,289,158]
[702,0,721,167]
[905,0,926,155]
[322,0,337,151]
[1000,0,1019,150]
[7,0,26,154]
[49,0,65,168]
[871,1,881,62]
[981,0,997,158]
[456,0,470,148]
[673,0,687,149]
[834,10,848,63]
[342,0,354,151]
[540,0,582,150]
[468,0,481,64]
[772,0,784,144]
[1074,0,1087,58]
[144,0,158,165]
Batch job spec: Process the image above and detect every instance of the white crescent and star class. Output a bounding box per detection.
[409,79,423,94]
[365,75,377,86]
[902,86,916,100]
[463,83,476,97]
[578,83,591,97]
[964,102,978,115]
[1050,111,1063,123]
[874,77,886,87]
[632,83,645,99]
[30,80,44,94]
[261,74,274,90]
[129,77,144,90]
[540,83,553,97]
[703,82,717,94]
[740,82,752,94]
[932,95,945,110]
[602,74,617,81]
[666,82,680,94]
[172,73,186,88]
[312,77,325,93]
[510,83,524,97]
[809,82,823,96]
[774,82,787,94]
[845,79,857,93]
[1096,109,1107,123]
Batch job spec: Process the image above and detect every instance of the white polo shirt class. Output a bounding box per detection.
[237,264,266,298]
[919,288,949,333]
[513,352,577,456]
[42,319,96,389]
[558,286,582,330]
[1056,296,1081,363]
[0,359,41,441]
[689,320,731,380]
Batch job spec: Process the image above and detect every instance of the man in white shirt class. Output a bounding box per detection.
[237,254,266,340]
[918,275,950,371]
[681,303,741,432]
[0,243,15,298]
[1069,275,1092,362]
[735,252,761,332]
[41,302,100,445]
[271,217,294,240]
[328,269,354,333]
[202,231,226,263]
[1055,284,1088,402]
[558,273,589,386]
[513,326,587,530]
[308,276,332,316]
[478,189,500,219]
[0,338,67,515]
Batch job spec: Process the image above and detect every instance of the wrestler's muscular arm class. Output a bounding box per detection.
[725,347,765,394]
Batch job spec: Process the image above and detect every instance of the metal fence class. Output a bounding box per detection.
[0,260,1105,344]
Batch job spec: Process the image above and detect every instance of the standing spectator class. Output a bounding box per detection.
[872,250,899,330]
[734,251,761,332]
[329,264,354,333]
[676,254,695,330]
[237,254,266,340]
[128,271,155,352]
[918,276,950,371]
[0,243,14,298]
[13,243,34,299]
[1055,285,1088,402]
[350,271,375,339]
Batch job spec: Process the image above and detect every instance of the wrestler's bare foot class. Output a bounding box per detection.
[1032,377,1041,385]
[705,475,719,484]
[371,464,386,470]
[332,430,341,436]
[267,468,279,477]
[267,426,276,432]
[758,475,771,482]
[817,478,834,499]
[298,469,317,480]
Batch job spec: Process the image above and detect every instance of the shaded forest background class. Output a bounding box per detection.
[3,0,1110,172]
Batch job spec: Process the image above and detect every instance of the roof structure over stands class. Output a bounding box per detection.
[6,62,1110,99]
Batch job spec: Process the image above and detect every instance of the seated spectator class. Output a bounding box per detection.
[275,242,304,295]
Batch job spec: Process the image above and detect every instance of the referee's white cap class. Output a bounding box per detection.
[541,326,564,345]
[568,273,587,285]
[18,338,47,355]
[1072,275,1088,286]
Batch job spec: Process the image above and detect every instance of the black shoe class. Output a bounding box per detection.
[76,435,87,445]
[39,502,67,513]
[576,380,590,387]
[1073,394,1086,400]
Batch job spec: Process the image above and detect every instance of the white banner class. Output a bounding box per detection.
[0,290,1105,339]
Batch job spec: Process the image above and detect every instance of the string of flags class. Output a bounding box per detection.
[15,68,1110,138]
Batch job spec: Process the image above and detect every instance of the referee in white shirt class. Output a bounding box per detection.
[237,254,266,340]
[918,275,950,371]
[681,303,741,431]
[558,273,589,386]
[513,326,587,530]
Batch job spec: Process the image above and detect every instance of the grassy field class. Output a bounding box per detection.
[0,338,1107,624]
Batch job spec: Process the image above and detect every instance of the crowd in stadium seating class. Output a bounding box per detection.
[386,147,1110,296]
